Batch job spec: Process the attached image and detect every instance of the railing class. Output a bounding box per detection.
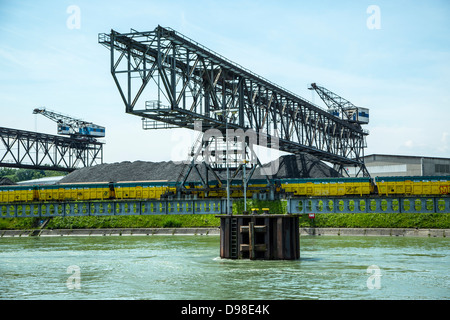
[0,199,225,218]
[287,196,450,214]
[1,196,449,218]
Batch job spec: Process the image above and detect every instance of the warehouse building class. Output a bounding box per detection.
[346,154,450,177]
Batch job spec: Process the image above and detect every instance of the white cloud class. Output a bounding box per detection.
[404,140,414,148]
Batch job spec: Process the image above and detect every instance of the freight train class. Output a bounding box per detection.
[0,176,449,203]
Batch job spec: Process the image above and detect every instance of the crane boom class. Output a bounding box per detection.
[309,83,369,126]
[33,108,105,139]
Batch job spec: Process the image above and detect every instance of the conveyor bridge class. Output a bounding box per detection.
[0,127,103,172]
[98,26,369,176]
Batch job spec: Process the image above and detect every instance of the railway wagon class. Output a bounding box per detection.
[183,179,270,198]
[3,175,450,204]
[37,185,64,201]
[113,181,177,200]
[35,183,113,201]
[0,185,36,202]
[375,176,450,196]
[57,182,113,201]
[278,177,374,197]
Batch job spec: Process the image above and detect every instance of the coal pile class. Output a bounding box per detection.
[59,160,193,183]
[59,152,341,184]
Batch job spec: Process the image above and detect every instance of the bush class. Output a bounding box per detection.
[41,214,220,229]
[0,212,448,230]
[299,212,450,229]
[162,218,182,228]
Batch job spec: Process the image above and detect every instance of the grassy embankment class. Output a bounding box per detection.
[0,200,449,230]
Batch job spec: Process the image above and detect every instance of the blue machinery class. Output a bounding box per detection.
[0,109,104,172]
[1,196,449,219]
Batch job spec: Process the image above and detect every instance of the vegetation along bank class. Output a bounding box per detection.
[0,200,448,233]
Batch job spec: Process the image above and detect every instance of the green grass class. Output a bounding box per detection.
[0,217,40,230]
[44,214,221,229]
[299,212,450,229]
[0,212,448,230]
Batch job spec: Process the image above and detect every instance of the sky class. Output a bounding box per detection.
[0,0,449,166]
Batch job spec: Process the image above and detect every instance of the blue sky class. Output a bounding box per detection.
[0,0,449,164]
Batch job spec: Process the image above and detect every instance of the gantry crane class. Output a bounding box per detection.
[99,26,371,181]
[33,108,105,141]
[309,83,369,128]
[309,83,370,177]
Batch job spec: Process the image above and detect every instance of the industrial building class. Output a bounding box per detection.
[346,154,450,177]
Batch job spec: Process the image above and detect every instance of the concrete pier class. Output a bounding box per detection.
[217,214,300,260]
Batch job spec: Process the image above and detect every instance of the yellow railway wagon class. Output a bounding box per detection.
[37,185,64,201]
[114,181,175,200]
[179,182,206,198]
[184,182,223,199]
[340,179,374,196]
[59,183,113,201]
[245,181,270,198]
[281,181,314,196]
[200,181,226,198]
[207,180,269,198]
[0,185,37,202]
[375,176,450,196]
[280,178,374,197]
[181,179,270,198]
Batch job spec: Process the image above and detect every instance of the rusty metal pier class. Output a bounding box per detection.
[217,214,300,260]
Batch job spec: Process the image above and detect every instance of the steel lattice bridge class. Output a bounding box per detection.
[1,196,450,219]
[98,26,369,177]
[0,127,103,172]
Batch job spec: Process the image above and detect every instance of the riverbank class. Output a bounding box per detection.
[1,212,449,230]
[0,227,219,237]
[1,211,448,238]
[1,227,448,237]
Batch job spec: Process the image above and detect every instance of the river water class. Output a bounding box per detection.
[0,234,448,300]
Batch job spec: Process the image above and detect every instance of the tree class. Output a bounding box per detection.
[0,168,66,182]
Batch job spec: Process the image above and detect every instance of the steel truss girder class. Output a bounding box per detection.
[2,196,449,218]
[98,26,368,170]
[0,127,103,172]
[0,199,225,218]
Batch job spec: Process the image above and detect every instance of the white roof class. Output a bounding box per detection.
[18,176,65,185]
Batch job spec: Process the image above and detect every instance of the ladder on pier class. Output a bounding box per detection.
[230,218,238,258]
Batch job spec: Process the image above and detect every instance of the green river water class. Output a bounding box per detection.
[0,235,448,300]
